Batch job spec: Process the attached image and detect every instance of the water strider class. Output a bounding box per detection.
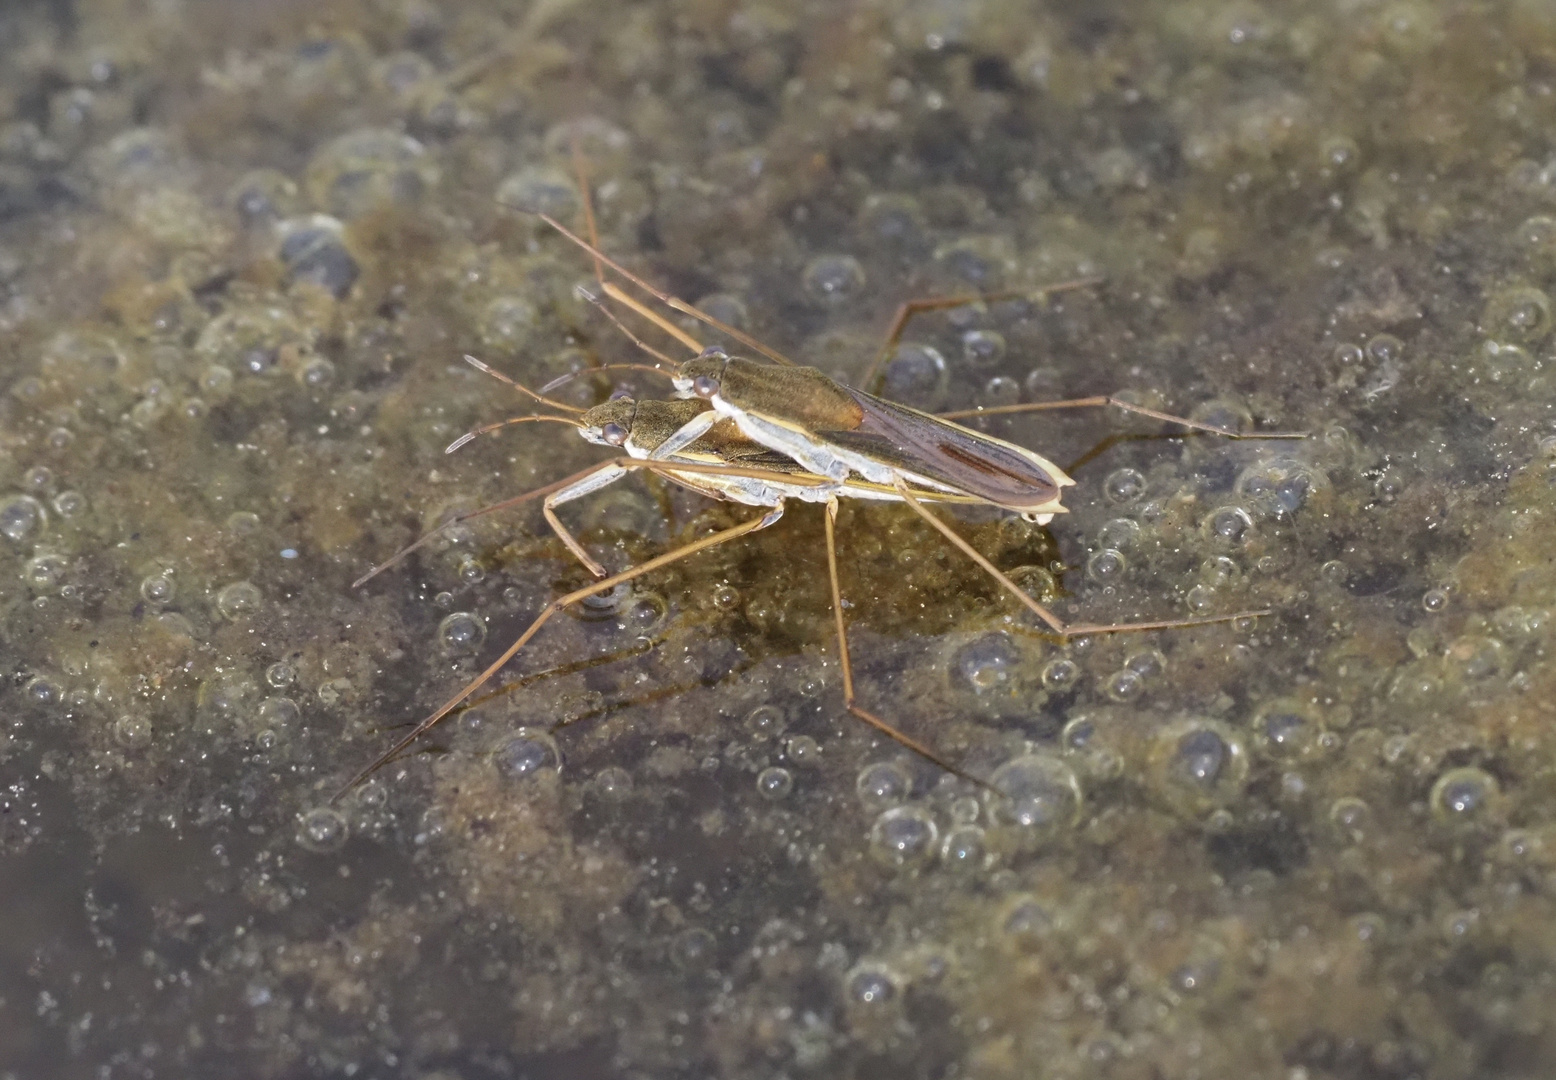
[532,205,1307,640]
[340,176,1306,798]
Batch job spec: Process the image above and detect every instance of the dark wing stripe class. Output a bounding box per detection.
[843,390,1060,509]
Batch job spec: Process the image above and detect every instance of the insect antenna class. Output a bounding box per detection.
[460,354,583,414]
[572,283,681,368]
[445,413,583,454]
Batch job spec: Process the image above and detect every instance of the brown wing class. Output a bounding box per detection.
[837,390,1069,512]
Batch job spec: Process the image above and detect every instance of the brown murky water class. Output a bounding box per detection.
[4,0,1556,1076]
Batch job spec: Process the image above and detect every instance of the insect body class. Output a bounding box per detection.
[672,349,1073,523]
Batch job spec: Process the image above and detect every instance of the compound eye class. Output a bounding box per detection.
[696,346,727,360]
[692,374,720,399]
[601,422,628,446]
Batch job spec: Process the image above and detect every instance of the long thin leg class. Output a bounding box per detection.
[890,478,1272,637]
[537,439,752,577]
[568,153,707,360]
[859,279,1104,392]
[536,210,798,368]
[573,284,686,368]
[823,499,990,788]
[351,459,641,588]
[334,507,784,798]
[542,463,633,578]
[353,455,829,589]
[938,396,1308,440]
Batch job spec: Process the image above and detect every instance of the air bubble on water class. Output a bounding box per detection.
[1007,565,1057,604]
[495,729,561,779]
[785,735,821,767]
[227,512,261,536]
[24,553,68,590]
[277,217,360,298]
[1332,341,1364,366]
[1103,467,1146,503]
[0,494,45,542]
[802,254,866,305]
[26,676,62,707]
[256,696,300,728]
[1328,796,1372,845]
[1483,284,1552,345]
[1430,766,1498,824]
[1124,648,1166,679]
[1200,556,1239,587]
[982,374,1020,405]
[316,678,352,707]
[961,328,1007,368]
[988,754,1081,836]
[940,825,988,872]
[949,632,1019,695]
[264,661,295,689]
[495,165,578,218]
[623,591,668,635]
[1365,334,1404,364]
[302,358,335,388]
[1250,698,1322,760]
[1086,548,1127,584]
[1062,713,1123,780]
[1041,656,1079,691]
[198,675,259,727]
[1421,588,1449,613]
[1203,506,1253,544]
[856,761,912,808]
[438,611,485,653]
[869,805,939,869]
[113,713,152,749]
[756,766,794,800]
[594,765,633,798]
[52,485,84,517]
[216,581,262,618]
[745,704,788,739]
[1238,459,1321,517]
[305,128,436,220]
[845,963,898,1005]
[1151,719,1248,812]
[1096,518,1140,550]
[1105,669,1144,702]
[141,572,175,604]
[1190,398,1252,434]
[881,343,948,407]
[297,807,349,852]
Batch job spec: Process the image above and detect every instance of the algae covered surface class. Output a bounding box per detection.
[5,0,1556,1076]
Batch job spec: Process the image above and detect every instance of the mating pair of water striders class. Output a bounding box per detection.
[338,197,1306,797]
